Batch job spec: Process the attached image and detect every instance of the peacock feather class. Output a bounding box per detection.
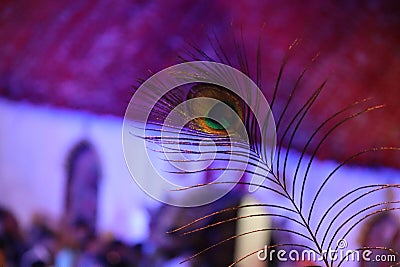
[122,33,400,267]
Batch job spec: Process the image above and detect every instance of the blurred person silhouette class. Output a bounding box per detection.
[359,189,400,267]
[55,140,101,267]
[64,140,101,231]
[0,207,27,267]
[20,214,57,267]
[359,213,400,267]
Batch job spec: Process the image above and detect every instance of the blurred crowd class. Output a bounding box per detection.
[0,187,250,267]
[0,207,143,267]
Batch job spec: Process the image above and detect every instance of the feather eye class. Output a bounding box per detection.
[187,84,245,135]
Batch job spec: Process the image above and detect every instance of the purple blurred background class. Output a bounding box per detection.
[0,1,399,266]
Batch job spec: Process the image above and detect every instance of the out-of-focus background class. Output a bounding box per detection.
[0,1,399,266]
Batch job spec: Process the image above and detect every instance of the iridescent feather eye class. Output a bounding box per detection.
[187,84,244,135]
